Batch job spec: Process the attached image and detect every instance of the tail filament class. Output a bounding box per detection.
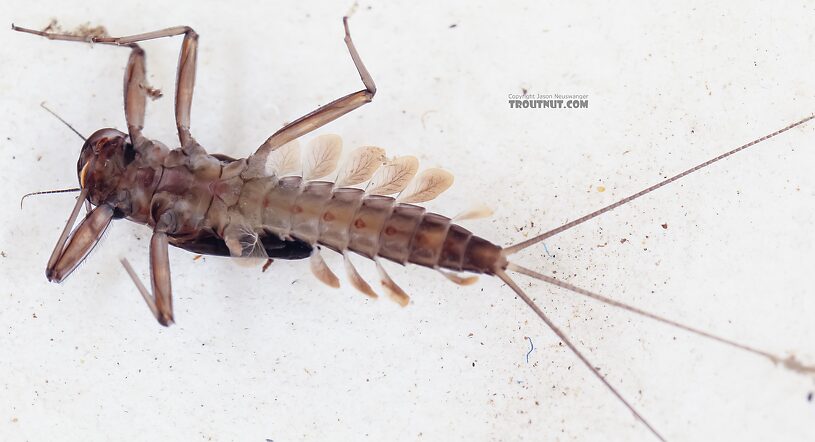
[495,115,815,440]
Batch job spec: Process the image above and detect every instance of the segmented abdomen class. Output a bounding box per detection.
[238,176,501,274]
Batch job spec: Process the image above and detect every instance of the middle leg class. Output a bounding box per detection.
[103,27,201,149]
[13,24,200,150]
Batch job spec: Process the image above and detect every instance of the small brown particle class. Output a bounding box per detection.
[661,223,668,229]
[144,85,163,100]
[75,23,109,39]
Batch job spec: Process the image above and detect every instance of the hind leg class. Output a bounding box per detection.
[245,17,377,177]
[120,232,175,326]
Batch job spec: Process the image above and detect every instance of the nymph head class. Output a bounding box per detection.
[77,128,134,205]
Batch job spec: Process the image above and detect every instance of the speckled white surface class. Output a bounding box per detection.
[1,1,814,441]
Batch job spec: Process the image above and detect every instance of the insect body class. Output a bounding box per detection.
[14,20,503,325]
[13,18,814,441]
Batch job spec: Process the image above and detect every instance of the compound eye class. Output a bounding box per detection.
[79,160,92,188]
[93,137,109,154]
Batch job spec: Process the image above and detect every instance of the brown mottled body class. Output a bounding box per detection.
[90,135,504,274]
[58,123,505,279]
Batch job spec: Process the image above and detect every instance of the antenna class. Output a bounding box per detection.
[20,188,82,209]
[40,102,87,141]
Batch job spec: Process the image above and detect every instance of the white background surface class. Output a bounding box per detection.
[1,1,814,441]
